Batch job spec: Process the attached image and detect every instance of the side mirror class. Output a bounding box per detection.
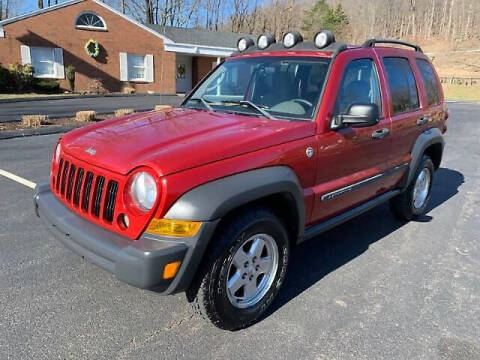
[331,103,380,129]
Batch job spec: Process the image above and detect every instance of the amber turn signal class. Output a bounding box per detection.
[146,218,202,237]
[163,261,181,279]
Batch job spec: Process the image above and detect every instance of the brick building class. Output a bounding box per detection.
[0,0,241,93]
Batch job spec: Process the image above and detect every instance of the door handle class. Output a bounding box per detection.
[417,117,429,125]
[372,128,390,139]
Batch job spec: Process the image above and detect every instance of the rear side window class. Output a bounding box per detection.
[415,59,441,106]
[383,57,420,114]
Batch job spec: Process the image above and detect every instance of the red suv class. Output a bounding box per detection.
[34,31,447,330]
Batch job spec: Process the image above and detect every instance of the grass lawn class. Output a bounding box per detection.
[0,93,77,100]
[442,84,480,102]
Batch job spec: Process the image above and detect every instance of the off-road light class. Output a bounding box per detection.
[129,171,157,212]
[283,31,303,48]
[257,34,276,50]
[237,37,254,52]
[314,30,335,49]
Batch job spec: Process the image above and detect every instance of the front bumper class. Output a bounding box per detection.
[34,182,218,294]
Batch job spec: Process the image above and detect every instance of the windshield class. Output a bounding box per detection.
[183,56,331,120]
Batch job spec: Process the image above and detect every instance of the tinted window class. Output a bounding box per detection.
[383,57,420,114]
[333,59,382,116]
[416,59,440,106]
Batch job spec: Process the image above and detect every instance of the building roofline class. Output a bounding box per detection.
[0,0,174,44]
[0,0,240,52]
[0,0,84,26]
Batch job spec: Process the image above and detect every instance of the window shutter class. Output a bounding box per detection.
[119,52,128,81]
[0,27,5,38]
[20,45,31,65]
[145,54,154,83]
[54,48,65,79]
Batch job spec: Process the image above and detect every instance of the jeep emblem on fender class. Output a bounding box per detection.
[306,147,314,158]
[85,147,96,155]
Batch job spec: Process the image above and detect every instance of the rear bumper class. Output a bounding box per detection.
[34,182,218,294]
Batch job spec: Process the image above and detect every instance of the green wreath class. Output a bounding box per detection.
[85,39,100,58]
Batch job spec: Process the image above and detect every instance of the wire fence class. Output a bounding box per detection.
[440,76,480,86]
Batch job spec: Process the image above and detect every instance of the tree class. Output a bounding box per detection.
[301,0,349,38]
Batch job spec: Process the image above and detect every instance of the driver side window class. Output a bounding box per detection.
[333,59,382,116]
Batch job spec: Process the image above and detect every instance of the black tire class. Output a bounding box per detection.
[186,208,290,331]
[390,154,435,220]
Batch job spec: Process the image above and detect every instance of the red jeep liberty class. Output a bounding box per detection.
[34,31,447,330]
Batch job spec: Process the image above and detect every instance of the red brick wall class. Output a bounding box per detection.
[193,56,218,87]
[0,0,176,93]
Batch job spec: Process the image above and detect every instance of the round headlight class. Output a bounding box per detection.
[130,171,157,212]
[257,34,276,50]
[54,142,61,163]
[283,31,303,48]
[237,37,254,52]
[314,30,335,49]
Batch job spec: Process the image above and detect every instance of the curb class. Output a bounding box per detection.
[0,93,180,104]
[0,124,83,140]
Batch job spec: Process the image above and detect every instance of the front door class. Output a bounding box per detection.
[311,52,400,223]
[175,54,193,93]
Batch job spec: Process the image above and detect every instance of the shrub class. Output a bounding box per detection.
[66,65,76,92]
[21,114,47,128]
[75,110,96,122]
[122,86,136,94]
[155,105,173,111]
[8,64,34,92]
[33,79,60,93]
[87,78,106,94]
[114,108,134,117]
[0,64,13,93]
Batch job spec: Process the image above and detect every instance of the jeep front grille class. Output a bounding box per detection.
[54,158,119,223]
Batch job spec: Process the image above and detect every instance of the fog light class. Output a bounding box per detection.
[146,218,202,237]
[118,214,130,229]
[163,261,181,279]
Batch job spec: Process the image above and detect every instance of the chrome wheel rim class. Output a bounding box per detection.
[413,168,431,209]
[226,234,279,309]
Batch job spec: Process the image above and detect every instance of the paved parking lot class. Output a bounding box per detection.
[0,102,479,359]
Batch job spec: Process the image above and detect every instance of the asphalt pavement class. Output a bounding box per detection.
[0,94,182,122]
[0,102,479,359]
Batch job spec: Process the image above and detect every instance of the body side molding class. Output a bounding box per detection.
[164,166,306,238]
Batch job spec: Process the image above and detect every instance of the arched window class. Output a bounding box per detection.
[75,12,107,30]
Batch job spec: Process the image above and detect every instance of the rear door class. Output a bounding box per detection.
[375,49,425,169]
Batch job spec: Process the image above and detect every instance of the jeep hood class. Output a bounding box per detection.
[61,108,315,176]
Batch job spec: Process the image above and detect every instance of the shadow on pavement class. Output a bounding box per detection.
[263,167,465,320]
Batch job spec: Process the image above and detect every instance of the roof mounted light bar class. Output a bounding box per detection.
[362,38,423,52]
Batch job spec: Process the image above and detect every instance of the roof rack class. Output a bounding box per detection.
[362,38,423,53]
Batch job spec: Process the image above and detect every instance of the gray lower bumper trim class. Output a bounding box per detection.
[34,182,214,293]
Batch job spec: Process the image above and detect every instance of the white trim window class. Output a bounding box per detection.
[75,11,107,31]
[20,45,65,79]
[119,53,154,83]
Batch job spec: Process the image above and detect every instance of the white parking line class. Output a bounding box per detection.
[0,169,36,189]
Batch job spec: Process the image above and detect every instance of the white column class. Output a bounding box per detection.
[216,57,221,64]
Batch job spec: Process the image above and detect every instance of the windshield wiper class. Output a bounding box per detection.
[188,97,213,111]
[221,100,277,120]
